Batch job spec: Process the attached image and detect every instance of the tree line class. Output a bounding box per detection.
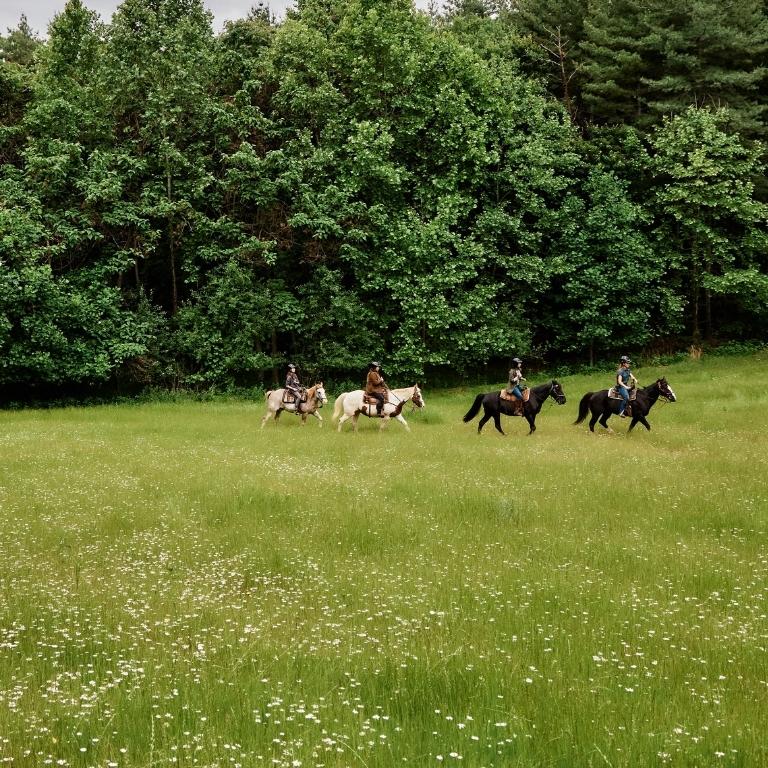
[1,0,766,395]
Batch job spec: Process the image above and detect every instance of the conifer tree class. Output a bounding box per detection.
[0,14,41,67]
[641,0,768,137]
[581,0,768,136]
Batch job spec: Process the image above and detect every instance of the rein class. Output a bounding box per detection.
[391,387,421,414]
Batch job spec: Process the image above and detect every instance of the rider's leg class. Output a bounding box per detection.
[512,386,524,414]
[618,386,629,416]
[375,393,384,416]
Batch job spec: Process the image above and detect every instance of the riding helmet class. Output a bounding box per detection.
[370,361,381,369]
[620,355,631,364]
[287,363,296,370]
[511,357,522,367]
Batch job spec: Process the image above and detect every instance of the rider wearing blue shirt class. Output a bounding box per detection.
[616,355,635,417]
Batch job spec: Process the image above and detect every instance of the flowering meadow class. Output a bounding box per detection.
[0,352,766,767]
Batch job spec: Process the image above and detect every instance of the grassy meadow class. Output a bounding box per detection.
[0,352,766,767]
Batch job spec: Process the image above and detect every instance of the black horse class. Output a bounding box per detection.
[574,377,676,432]
[463,380,567,435]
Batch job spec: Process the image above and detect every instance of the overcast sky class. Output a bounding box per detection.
[1,0,434,37]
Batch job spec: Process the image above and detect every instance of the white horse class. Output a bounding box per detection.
[261,382,328,428]
[332,384,424,432]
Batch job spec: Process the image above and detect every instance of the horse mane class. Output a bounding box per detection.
[306,383,318,398]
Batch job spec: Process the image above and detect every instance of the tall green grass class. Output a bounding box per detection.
[0,352,766,766]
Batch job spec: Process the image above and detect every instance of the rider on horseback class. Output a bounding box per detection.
[507,358,526,400]
[366,362,387,416]
[616,355,636,418]
[285,363,305,414]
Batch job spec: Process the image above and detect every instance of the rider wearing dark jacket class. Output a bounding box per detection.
[285,364,304,413]
[506,357,526,400]
[365,362,387,416]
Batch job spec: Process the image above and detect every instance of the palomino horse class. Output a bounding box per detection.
[463,380,567,436]
[261,382,328,428]
[574,377,676,432]
[332,384,424,432]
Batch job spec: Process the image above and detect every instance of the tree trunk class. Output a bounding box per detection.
[166,162,177,315]
[691,260,701,343]
[271,328,279,385]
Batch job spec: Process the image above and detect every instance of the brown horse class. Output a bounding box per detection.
[260,383,328,428]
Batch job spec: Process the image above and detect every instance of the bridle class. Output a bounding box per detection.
[656,379,674,404]
[543,381,565,406]
[393,386,422,413]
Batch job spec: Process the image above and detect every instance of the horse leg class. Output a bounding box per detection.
[598,412,612,431]
[260,409,272,429]
[477,411,491,434]
[337,413,350,432]
[526,414,536,435]
[301,413,308,426]
[312,411,323,427]
[274,408,282,421]
[380,415,390,431]
[394,414,410,432]
[352,413,360,433]
[493,411,505,436]
[632,415,651,432]
[588,407,599,432]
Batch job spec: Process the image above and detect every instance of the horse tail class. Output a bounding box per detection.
[463,394,484,423]
[574,392,593,424]
[332,394,345,421]
[265,390,273,400]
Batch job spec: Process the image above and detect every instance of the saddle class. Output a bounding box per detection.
[608,387,637,401]
[362,391,387,404]
[499,388,528,416]
[282,390,305,406]
[499,388,530,402]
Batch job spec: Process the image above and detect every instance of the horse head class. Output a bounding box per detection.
[550,380,567,405]
[411,383,425,409]
[313,382,328,406]
[656,377,676,402]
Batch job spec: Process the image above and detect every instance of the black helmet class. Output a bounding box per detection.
[620,355,631,364]
[511,357,522,366]
[287,363,296,370]
[370,361,381,368]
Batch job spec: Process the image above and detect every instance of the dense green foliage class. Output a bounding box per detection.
[1,0,766,392]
